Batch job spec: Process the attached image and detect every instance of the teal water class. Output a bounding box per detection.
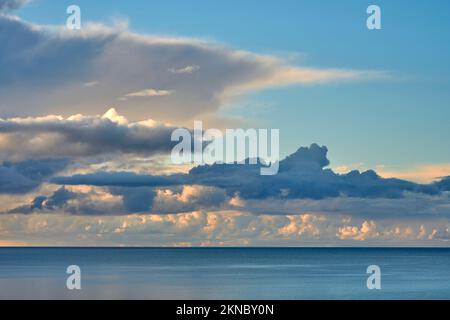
[0,248,449,300]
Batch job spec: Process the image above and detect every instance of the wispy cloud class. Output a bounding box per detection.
[83,81,98,87]
[120,89,173,101]
[169,65,200,74]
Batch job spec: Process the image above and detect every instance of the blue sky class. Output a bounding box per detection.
[1,0,450,246]
[16,0,450,168]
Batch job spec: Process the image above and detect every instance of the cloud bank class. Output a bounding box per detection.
[50,144,444,201]
[4,144,449,222]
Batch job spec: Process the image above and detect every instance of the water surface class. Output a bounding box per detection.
[0,248,449,299]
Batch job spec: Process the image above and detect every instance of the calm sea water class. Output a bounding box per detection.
[0,248,449,300]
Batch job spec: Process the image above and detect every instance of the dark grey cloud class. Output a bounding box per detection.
[0,158,69,194]
[10,187,77,214]
[435,177,450,192]
[186,144,440,200]
[51,171,183,187]
[0,14,105,90]
[9,186,125,215]
[9,184,227,215]
[50,144,442,200]
[0,109,193,159]
[10,144,450,216]
[109,187,156,213]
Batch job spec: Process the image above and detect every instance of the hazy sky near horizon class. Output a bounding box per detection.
[1,0,450,246]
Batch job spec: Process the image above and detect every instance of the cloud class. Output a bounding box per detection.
[51,171,182,187]
[0,5,446,247]
[8,143,441,220]
[109,187,156,213]
[169,65,200,74]
[336,220,379,241]
[120,88,173,100]
[2,210,449,246]
[428,226,450,241]
[278,214,324,238]
[436,176,450,191]
[10,187,78,214]
[0,210,325,246]
[0,158,68,194]
[151,185,228,214]
[0,108,192,160]
[236,193,450,219]
[10,183,228,215]
[186,144,440,200]
[9,186,126,215]
[0,0,28,11]
[50,144,443,201]
[0,14,381,122]
[83,81,98,87]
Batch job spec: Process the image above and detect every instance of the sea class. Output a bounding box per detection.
[0,247,449,300]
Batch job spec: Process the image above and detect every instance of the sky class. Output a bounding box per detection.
[0,0,450,246]
[13,0,450,168]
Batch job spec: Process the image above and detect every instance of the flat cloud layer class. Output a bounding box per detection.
[0,14,379,123]
[1,210,449,246]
